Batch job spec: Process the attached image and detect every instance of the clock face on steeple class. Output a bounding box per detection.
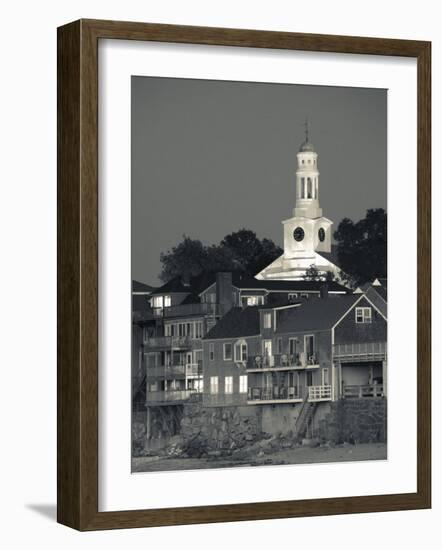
[293,227,305,242]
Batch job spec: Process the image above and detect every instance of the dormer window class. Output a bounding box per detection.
[355,307,372,324]
[151,295,171,309]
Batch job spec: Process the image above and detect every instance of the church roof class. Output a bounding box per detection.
[299,140,315,152]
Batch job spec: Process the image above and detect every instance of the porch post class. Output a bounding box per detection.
[382,360,387,397]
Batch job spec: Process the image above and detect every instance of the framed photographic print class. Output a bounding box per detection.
[57,19,431,530]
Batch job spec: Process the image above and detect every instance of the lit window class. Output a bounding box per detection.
[242,295,264,306]
[223,343,232,361]
[263,312,272,329]
[210,376,218,394]
[355,307,372,323]
[234,341,248,362]
[164,295,171,307]
[239,375,248,394]
[225,376,233,394]
[209,343,214,361]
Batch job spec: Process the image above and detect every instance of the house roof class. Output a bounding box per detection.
[132,294,151,311]
[203,307,261,340]
[150,271,349,298]
[149,276,192,295]
[132,280,156,293]
[275,294,363,334]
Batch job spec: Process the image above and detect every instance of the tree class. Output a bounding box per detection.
[220,229,282,275]
[302,265,336,282]
[303,264,321,281]
[334,208,387,287]
[158,230,282,282]
[159,236,209,283]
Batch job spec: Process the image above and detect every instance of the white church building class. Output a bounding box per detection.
[256,130,342,281]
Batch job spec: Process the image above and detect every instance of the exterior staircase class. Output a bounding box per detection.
[294,391,318,441]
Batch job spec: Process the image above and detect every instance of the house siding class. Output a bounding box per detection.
[334,297,387,344]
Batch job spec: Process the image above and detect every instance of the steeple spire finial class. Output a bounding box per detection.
[304,116,309,142]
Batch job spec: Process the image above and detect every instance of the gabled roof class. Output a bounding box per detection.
[275,295,363,333]
[132,280,156,293]
[149,276,192,295]
[203,307,261,340]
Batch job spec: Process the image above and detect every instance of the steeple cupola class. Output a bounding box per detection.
[294,120,322,218]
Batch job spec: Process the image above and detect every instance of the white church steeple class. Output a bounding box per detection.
[255,123,342,281]
[294,120,322,218]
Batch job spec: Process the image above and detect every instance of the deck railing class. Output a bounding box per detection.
[143,336,192,349]
[145,303,222,319]
[146,389,198,404]
[247,353,319,370]
[343,384,384,398]
[333,342,387,361]
[248,386,302,401]
[308,385,332,401]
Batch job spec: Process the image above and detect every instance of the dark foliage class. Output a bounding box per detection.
[159,229,282,282]
[334,208,387,287]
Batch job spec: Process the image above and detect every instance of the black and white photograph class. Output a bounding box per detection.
[131,76,388,473]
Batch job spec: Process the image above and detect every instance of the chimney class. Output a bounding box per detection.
[319,282,329,299]
[216,272,233,315]
[181,273,191,287]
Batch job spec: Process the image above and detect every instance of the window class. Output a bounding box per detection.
[263,312,272,329]
[239,375,247,393]
[305,335,315,358]
[210,376,218,394]
[307,177,312,198]
[322,368,329,385]
[288,293,298,302]
[209,343,214,361]
[355,307,372,324]
[289,338,297,356]
[164,324,172,337]
[277,338,283,354]
[152,295,163,309]
[241,295,264,307]
[164,295,171,307]
[234,341,248,362]
[225,376,233,394]
[195,321,203,339]
[223,343,232,361]
[300,293,308,299]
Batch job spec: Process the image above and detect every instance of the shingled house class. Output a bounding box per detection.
[201,290,387,436]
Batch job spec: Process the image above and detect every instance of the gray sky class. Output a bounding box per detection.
[132,77,387,286]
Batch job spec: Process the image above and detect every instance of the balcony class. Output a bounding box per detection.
[247,385,303,405]
[333,342,387,362]
[246,353,320,372]
[143,336,192,349]
[146,389,199,405]
[146,362,202,380]
[144,303,222,320]
[247,384,332,405]
[343,384,384,398]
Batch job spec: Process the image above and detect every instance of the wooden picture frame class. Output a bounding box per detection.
[57,19,431,530]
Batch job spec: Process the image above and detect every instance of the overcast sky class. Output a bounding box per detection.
[132,77,387,286]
